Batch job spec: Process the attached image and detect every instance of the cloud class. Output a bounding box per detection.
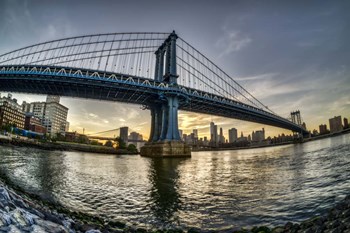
[88,113,98,118]
[216,29,252,57]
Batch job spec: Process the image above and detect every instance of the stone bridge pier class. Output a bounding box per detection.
[140,31,191,158]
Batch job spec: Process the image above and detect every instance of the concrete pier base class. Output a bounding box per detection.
[140,141,191,158]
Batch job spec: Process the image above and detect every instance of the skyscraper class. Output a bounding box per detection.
[0,94,25,129]
[329,116,343,133]
[228,128,237,143]
[210,122,218,146]
[193,129,198,139]
[219,127,224,143]
[22,95,68,135]
[344,118,349,129]
[252,128,265,142]
[319,124,328,135]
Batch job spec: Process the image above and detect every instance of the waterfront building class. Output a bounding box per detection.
[179,129,183,140]
[44,96,69,136]
[0,94,25,129]
[129,131,143,141]
[203,136,208,146]
[252,128,265,142]
[22,95,68,136]
[22,101,46,119]
[193,129,198,139]
[319,124,328,135]
[219,127,225,144]
[237,132,248,142]
[210,122,218,144]
[120,126,128,143]
[65,131,89,143]
[214,125,219,144]
[65,121,70,132]
[329,116,343,133]
[183,134,188,143]
[0,94,22,112]
[344,118,349,129]
[228,128,238,143]
[24,113,46,134]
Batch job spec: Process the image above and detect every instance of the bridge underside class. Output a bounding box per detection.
[180,98,304,133]
[0,68,307,135]
[0,73,159,105]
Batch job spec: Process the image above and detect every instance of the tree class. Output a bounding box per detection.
[115,137,126,149]
[55,132,65,141]
[104,140,114,147]
[127,144,138,153]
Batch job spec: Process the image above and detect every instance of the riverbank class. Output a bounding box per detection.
[0,136,137,155]
[1,177,350,232]
[194,128,350,152]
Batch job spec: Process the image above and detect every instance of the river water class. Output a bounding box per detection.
[0,134,350,230]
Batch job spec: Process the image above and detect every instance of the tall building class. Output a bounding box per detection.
[193,129,198,139]
[329,116,343,133]
[120,127,128,143]
[44,100,69,135]
[22,101,46,119]
[0,94,25,129]
[214,125,218,143]
[179,129,183,140]
[252,128,265,142]
[129,131,143,141]
[22,95,68,136]
[344,118,349,129]
[237,131,248,142]
[228,128,237,143]
[65,121,70,132]
[24,113,46,134]
[319,124,328,135]
[0,94,22,112]
[210,122,218,145]
[46,95,60,103]
[219,127,225,143]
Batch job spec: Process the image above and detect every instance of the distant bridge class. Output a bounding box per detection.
[0,31,308,146]
[87,135,145,143]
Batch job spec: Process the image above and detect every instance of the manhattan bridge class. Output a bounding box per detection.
[0,31,308,156]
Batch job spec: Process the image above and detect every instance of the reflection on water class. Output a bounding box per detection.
[0,134,350,230]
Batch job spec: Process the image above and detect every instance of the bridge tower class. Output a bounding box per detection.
[140,31,191,157]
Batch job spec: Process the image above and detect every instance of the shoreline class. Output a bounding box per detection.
[193,128,350,152]
[0,136,138,155]
[1,176,350,232]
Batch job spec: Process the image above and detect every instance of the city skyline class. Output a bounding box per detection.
[1,0,349,139]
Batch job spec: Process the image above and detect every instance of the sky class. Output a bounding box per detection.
[0,0,349,140]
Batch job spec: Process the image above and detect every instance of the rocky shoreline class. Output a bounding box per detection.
[1,179,350,233]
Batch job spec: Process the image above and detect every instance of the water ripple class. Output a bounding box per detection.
[0,134,350,230]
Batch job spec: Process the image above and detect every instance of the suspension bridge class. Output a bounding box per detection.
[0,31,308,157]
[86,127,145,143]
